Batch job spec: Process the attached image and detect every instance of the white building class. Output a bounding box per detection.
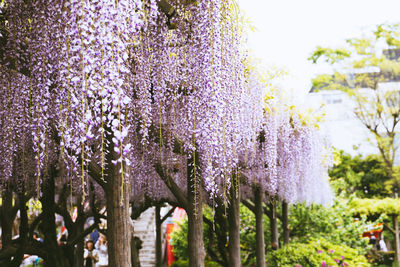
[305,83,399,165]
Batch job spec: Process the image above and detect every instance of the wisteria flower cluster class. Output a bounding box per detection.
[0,0,332,207]
[242,105,333,205]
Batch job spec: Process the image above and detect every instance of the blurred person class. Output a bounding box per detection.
[379,234,388,252]
[96,234,108,267]
[90,229,100,245]
[33,231,43,242]
[84,240,99,267]
[57,225,68,245]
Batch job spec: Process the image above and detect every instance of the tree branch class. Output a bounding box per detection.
[67,223,97,247]
[0,241,47,261]
[154,163,188,210]
[87,161,106,189]
[161,206,176,224]
[28,214,44,241]
[384,222,396,235]
[242,199,255,213]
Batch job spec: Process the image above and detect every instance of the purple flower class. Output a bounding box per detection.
[318,250,323,254]
[321,261,326,267]
[328,249,334,253]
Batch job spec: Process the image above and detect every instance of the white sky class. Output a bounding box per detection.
[238,0,400,102]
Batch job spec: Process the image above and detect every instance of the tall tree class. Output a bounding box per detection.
[1,0,254,266]
[242,108,333,267]
[309,23,400,195]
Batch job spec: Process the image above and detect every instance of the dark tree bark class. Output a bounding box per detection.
[1,185,15,259]
[154,150,206,266]
[228,177,241,267]
[187,154,205,267]
[215,206,229,266]
[155,205,162,267]
[282,201,290,245]
[10,190,28,267]
[105,145,132,267]
[73,201,85,267]
[131,235,142,267]
[40,170,70,267]
[394,215,400,267]
[75,235,85,267]
[267,199,279,250]
[254,187,265,267]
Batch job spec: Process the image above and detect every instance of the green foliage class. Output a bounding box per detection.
[171,199,372,266]
[311,72,355,92]
[240,203,276,265]
[374,23,400,48]
[309,24,400,82]
[349,198,400,216]
[309,25,400,185]
[238,203,258,264]
[289,198,371,255]
[308,22,400,120]
[308,46,351,64]
[170,260,222,267]
[266,238,370,267]
[170,204,271,266]
[170,218,189,260]
[329,150,391,198]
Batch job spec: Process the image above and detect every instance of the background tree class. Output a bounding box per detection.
[329,150,394,198]
[309,23,400,195]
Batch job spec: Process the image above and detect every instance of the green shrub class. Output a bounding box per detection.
[170,260,189,267]
[169,204,270,265]
[266,238,370,267]
[289,198,372,255]
[170,260,221,267]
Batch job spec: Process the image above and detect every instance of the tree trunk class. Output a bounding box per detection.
[394,215,400,267]
[254,187,265,267]
[155,205,162,267]
[105,158,132,267]
[75,236,85,267]
[104,129,132,267]
[131,235,142,267]
[214,206,229,266]
[1,186,13,256]
[268,199,279,250]
[40,173,70,267]
[10,191,28,267]
[187,154,205,267]
[74,204,85,267]
[282,201,289,245]
[228,178,241,267]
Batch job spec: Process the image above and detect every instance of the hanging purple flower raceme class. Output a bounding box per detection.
[1,0,65,193]
[241,103,333,205]
[0,67,32,188]
[150,0,262,200]
[275,113,333,205]
[1,0,332,208]
[56,0,153,190]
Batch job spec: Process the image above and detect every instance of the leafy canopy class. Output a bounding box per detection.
[329,150,392,198]
[350,198,400,216]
